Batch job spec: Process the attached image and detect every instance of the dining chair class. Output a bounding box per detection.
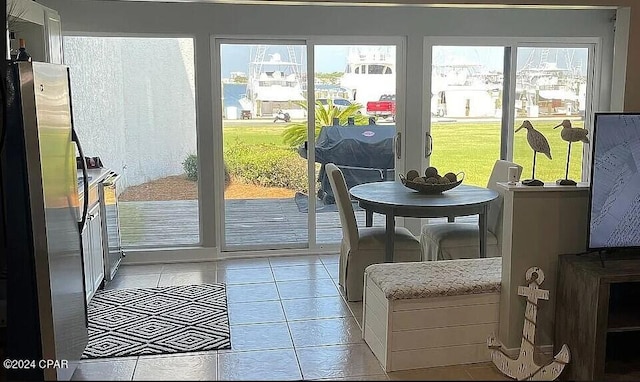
[420,159,523,261]
[325,163,422,302]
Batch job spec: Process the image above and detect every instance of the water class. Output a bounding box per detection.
[223,83,247,109]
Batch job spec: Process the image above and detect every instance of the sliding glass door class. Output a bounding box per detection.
[215,38,403,253]
[218,41,309,251]
[425,39,597,188]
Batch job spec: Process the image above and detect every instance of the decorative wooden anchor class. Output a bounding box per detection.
[487,267,570,380]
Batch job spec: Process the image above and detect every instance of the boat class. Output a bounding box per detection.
[513,48,586,118]
[516,65,584,118]
[431,63,502,118]
[240,45,306,118]
[339,47,502,118]
[340,46,396,113]
[431,49,587,119]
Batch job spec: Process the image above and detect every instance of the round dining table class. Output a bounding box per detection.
[349,182,499,262]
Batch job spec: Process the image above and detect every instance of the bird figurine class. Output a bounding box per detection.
[554,119,589,186]
[554,119,590,143]
[515,120,552,186]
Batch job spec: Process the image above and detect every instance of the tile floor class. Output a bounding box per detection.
[73,254,509,381]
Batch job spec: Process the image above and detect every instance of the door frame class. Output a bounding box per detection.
[212,37,308,253]
[212,35,407,254]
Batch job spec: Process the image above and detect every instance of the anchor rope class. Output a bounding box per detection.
[525,276,540,283]
[526,299,539,307]
[526,364,545,380]
[528,358,570,380]
[521,333,536,347]
[524,314,537,325]
[525,271,542,285]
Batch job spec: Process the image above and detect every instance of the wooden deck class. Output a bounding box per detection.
[119,198,386,249]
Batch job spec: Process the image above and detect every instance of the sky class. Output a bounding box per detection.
[220,44,589,77]
[221,45,346,76]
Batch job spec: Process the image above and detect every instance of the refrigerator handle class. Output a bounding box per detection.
[72,128,89,233]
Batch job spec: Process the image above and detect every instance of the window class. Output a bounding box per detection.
[368,64,386,74]
[428,45,504,186]
[64,36,199,248]
[514,47,590,183]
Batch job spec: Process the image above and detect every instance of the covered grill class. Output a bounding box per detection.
[299,124,396,204]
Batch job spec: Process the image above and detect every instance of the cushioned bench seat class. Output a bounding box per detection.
[362,257,502,371]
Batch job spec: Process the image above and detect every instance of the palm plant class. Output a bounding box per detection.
[282,99,370,147]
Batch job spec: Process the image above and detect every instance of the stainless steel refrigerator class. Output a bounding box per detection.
[1,61,89,380]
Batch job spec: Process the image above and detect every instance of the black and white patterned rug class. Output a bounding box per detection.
[82,283,231,359]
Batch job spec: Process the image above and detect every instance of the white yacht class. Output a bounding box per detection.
[340,46,396,111]
[240,46,306,117]
[515,63,584,118]
[431,63,502,118]
[514,48,586,118]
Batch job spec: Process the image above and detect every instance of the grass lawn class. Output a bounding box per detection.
[222,119,586,188]
[224,122,292,146]
[430,119,585,186]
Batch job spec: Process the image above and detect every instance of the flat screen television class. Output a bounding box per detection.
[588,113,640,251]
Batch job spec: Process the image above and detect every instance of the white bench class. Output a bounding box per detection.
[362,257,502,372]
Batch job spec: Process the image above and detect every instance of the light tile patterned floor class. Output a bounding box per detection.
[73,254,509,381]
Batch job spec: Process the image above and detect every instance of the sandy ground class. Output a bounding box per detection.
[119,174,296,201]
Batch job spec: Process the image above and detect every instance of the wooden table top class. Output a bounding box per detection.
[349,182,498,209]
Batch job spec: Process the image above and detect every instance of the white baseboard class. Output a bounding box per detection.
[122,247,217,264]
[121,246,339,265]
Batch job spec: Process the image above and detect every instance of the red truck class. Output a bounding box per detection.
[366,94,396,121]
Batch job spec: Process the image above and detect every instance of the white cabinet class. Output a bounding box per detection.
[7,0,63,63]
[44,10,63,64]
[497,182,589,350]
[82,203,105,302]
[81,227,92,303]
[89,205,105,293]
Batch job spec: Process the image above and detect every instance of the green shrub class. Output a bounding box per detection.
[182,154,198,181]
[182,154,231,187]
[224,141,308,192]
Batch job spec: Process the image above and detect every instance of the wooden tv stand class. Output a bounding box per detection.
[555,253,640,380]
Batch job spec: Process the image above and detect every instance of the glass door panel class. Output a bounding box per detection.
[218,42,399,250]
[312,45,396,245]
[64,36,199,249]
[429,46,504,187]
[514,47,590,184]
[220,43,309,250]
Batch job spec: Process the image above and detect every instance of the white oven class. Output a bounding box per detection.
[98,172,123,282]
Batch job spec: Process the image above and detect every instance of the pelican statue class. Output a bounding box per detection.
[515,120,552,186]
[554,120,589,186]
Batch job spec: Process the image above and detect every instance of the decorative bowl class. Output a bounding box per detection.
[399,172,465,194]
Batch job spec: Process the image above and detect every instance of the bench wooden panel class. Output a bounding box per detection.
[362,257,502,371]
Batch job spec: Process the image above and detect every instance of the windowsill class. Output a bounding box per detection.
[496,181,590,191]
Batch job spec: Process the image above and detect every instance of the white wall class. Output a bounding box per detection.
[43,0,617,249]
[64,37,196,188]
